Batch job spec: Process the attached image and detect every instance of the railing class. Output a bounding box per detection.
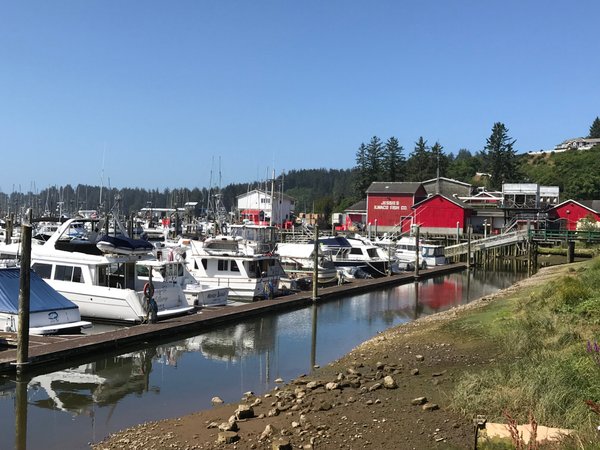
[529,229,600,242]
[445,230,528,257]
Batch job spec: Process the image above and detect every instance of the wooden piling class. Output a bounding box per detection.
[16,221,32,373]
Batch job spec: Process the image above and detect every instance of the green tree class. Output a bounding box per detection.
[429,141,448,179]
[365,136,384,181]
[482,122,518,189]
[406,137,430,181]
[354,143,370,195]
[447,149,482,183]
[382,136,405,181]
[588,116,600,139]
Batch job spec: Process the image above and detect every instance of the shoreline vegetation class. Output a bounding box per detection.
[93,261,600,449]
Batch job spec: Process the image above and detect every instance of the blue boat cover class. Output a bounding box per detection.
[0,268,78,314]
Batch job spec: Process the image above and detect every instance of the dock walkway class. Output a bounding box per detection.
[0,263,466,374]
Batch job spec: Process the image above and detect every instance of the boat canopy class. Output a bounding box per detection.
[0,268,79,314]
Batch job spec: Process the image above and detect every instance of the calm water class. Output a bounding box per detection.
[0,269,525,450]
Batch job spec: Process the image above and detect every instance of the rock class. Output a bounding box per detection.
[275,377,284,383]
[325,382,340,390]
[422,402,439,411]
[411,368,420,375]
[216,431,239,444]
[235,404,255,420]
[260,424,278,440]
[306,381,322,390]
[383,375,397,389]
[218,421,238,432]
[268,407,281,417]
[211,396,224,404]
[368,382,382,392]
[272,438,292,449]
[347,367,361,376]
[206,421,219,429]
[432,370,446,377]
[375,361,385,370]
[416,355,425,362]
[411,397,427,405]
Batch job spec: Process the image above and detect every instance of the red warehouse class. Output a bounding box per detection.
[412,194,471,235]
[548,200,600,231]
[366,182,427,233]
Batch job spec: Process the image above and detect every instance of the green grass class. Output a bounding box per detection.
[442,259,600,444]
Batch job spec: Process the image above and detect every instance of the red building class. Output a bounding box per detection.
[412,194,471,235]
[548,200,600,231]
[366,182,427,233]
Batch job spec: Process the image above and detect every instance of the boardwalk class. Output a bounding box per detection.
[0,263,466,374]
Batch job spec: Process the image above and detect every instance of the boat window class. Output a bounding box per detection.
[201,259,207,270]
[72,267,82,282]
[32,263,52,279]
[54,265,74,282]
[349,248,362,255]
[218,260,228,271]
[137,265,150,277]
[367,248,379,258]
[231,260,239,272]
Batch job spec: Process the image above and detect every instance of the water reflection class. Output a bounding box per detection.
[0,269,525,450]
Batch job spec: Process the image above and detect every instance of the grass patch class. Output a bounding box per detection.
[442,259,600,442]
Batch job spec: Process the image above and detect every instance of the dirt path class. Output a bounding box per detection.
[92,267,563,450]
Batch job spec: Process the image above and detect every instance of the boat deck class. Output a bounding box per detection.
[0,263,466,374]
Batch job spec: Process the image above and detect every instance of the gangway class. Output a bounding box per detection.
[445,230,529,258]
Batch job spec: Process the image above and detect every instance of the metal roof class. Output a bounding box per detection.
[366,182,423,194]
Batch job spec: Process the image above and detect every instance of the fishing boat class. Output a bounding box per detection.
[0,267,92,335]
[275,242,339,285]
[395,236,447,267]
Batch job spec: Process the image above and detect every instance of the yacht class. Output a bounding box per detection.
[183,234,285,301]
[316,235,398,277]
[275,242,339,285]
[395,236,447,267]
[10,219,195,324]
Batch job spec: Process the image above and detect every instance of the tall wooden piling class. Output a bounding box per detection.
[414,225,420,278]
[312,225,319,301]
[16,221,32,373]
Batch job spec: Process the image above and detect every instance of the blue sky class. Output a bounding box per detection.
[1,1,598,192]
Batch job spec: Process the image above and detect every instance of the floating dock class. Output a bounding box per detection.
[0,263,466,374]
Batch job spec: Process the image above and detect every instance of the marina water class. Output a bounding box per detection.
[0,269,525,450]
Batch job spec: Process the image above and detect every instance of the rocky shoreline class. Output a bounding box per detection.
[92,273,544,450]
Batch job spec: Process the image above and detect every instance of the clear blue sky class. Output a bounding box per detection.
[1,1,598,192]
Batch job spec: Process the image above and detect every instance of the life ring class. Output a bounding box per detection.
[143,282,155,298]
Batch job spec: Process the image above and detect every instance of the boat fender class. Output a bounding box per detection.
[143,282,155,298]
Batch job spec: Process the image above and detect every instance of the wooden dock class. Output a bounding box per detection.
[0,263,467,374]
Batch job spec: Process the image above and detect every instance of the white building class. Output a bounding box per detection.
[236,189,295,225]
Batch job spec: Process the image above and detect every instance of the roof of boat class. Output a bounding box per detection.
[0,268,79,314]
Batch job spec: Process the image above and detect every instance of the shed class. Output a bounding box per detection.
[548,200,600,231]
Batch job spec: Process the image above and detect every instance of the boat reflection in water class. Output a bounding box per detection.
[0,269,526,450]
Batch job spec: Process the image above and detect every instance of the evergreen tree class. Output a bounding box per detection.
[406,137,430,182]
[588,116,600,139]
[382,136,405,181]
[354,143,370,195]
[447,149,482,183]
[429,141,448,180]
[365,136,384,181]
[483,122,518,189]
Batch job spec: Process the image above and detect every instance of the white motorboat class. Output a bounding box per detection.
[317,235,398,277]
[141,259,229,307]
[395,236,447,267]
[6,219,195,324]
[183,235,285,301]
[0,267,92,335]
[275,242,339,285]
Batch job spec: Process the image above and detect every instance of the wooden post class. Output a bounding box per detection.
[15,374,28,450]
[312,225,319,301]
[16,221,32,373]
[467,226,472,267]
[414,225,420,278]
